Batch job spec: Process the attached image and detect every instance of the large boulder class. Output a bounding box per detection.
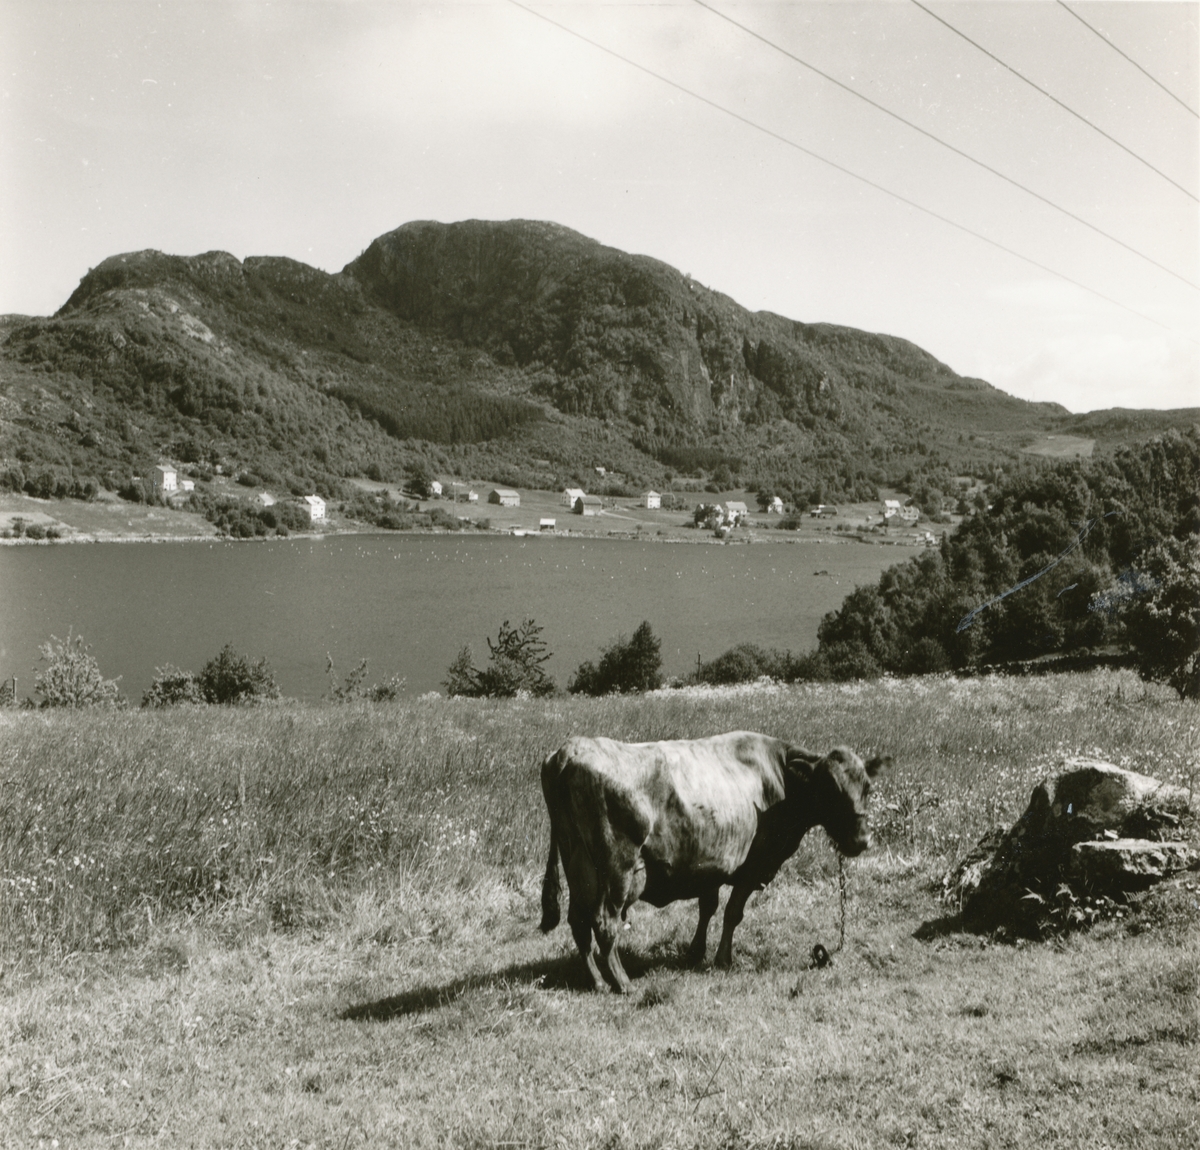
[945,759,1197,934]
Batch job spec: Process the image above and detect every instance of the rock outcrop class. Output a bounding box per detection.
[944,759,1197,934]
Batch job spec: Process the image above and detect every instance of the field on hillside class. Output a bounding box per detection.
[1,672,1197,1148]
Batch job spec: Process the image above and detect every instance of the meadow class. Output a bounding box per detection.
[1,670,1197,1148]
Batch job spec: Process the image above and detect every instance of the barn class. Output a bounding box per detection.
[489,488,521,507]
[574,495,603,516]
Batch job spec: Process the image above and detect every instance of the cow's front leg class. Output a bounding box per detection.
[713,882,753,969]
[687,887,720,966]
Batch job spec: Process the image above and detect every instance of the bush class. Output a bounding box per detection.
[1118,534,1200,699]
[35,630,122,708]
[324,656,404,703]
[141,665,204,707]
[569,621,663,695]
[443,619,556,698]
[197,644,280,705]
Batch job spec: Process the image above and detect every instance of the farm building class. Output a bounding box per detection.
[574,495,603,516]
[429,480,443,497]
[767,496,784,514]
[723,501,749,523]
[152,465,177,495]
[883,500,919,524]
[303,495,326,521]
[257,492,276,507]
[642,491,662,509]
[539,518,556,532]
[489,488,521,507]
[179,479,195,493]
[562,487,586,507]
[810,504,838,518]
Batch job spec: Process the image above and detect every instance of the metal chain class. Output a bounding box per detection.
[808,854,848,970]
[835,853,847,954]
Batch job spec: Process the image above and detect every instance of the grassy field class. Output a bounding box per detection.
[1,671,1197,1148]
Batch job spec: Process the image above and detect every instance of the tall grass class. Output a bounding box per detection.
[2,669,1194,963]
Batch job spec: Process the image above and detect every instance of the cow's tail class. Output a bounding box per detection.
[540,823,562,933]
[539,747,566,933]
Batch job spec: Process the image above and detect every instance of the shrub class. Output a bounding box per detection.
[443,619,555,697]
[324,656,404,703]
[35,630,122,708]
[1118,534,1200,699]
[142,665,204,707]
[569,621,663,695]
[196,644,280,705]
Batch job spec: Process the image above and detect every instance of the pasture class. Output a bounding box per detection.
[1,671,1197,1148]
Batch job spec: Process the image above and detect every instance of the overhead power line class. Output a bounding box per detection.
[909,0,1198,203]
[1056,0,1199,119]
[693,0,1197,291]
[505,0,1195,345]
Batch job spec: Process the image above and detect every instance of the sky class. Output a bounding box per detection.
[2,0,1197,414]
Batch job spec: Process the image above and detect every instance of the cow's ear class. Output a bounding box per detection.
[784,747,818,781]
[864,754,892,778]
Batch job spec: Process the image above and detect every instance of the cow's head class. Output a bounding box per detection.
[803,747,891,857]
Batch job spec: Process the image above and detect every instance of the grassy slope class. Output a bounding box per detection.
[1,671,1197,1148]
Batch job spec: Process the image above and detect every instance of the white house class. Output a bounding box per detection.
[179,479,195,493]
[257,492,276,507]
[723,501,749,523]
[882,499,918,524]
[562,487,586,507]
[429,480,443,497]
[488,488,521,507]
[303,494,326,521]
[767,496,784,514]
[641,491,662,509]
[152,465,177,495]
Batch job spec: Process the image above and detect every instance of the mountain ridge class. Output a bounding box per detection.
[2,219,1194,514]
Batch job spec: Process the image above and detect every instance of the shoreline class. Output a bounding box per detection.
[0,521,931,549]
[0,492,944,550]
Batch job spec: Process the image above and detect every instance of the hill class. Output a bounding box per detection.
[2,219,1195,516]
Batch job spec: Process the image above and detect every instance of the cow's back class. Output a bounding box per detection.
[545,732,789,898]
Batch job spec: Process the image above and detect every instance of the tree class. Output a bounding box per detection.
[141,664,204,707]
[35,630,122,707]
[442,619,556,697]
[196,644,280,704]
[406,462,435,499]
[569,621,663,695]
[1118,534,1200,699]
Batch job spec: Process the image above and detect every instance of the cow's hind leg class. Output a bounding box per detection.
[714,882,754,969]
[687,886,720,966]
[565,850,607,992]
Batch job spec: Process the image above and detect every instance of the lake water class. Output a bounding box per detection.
[0,534,904,700]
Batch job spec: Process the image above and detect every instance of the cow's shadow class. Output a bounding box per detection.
[340,943,696,1022]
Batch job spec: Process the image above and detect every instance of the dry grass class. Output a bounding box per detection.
[1,670,1197,1147]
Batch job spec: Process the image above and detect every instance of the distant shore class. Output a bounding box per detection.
[0,490,945,551]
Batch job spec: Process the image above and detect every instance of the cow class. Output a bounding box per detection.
[539,731,889,993]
